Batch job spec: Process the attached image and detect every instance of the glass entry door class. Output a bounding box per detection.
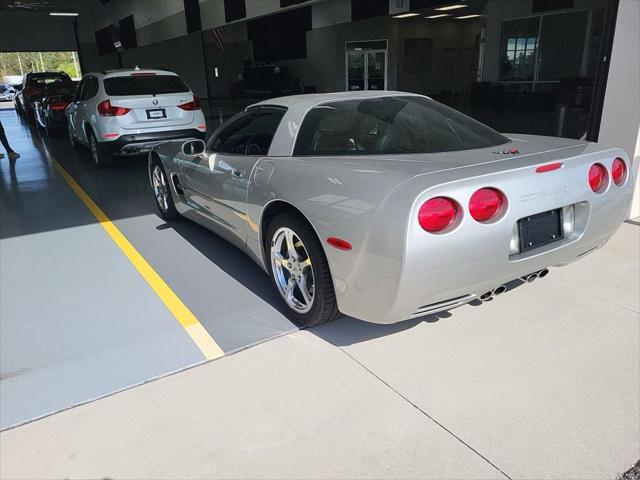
[346,48,387,91]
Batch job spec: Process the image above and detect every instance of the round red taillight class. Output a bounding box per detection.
[418,197,459,233]
[588,163,607,192]
[611,158,626,185]
[469,188,505,222]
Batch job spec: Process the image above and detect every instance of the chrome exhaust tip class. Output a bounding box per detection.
[521,273,538,283]
[538,268,549,278]
[479,291,493,302]
[493,285,507,296]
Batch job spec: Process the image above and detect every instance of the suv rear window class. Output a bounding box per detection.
[294,96,509,156]
[103,75,189,96]
[28,73,72,85]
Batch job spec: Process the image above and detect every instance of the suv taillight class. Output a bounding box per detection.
[418,197,459,233]
[178,96,200,111]
[469,188,506,222]
[97,99,131,117]
[611,158,626,185]
[51,101,69,111]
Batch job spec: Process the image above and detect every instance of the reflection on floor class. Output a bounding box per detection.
[0,105,295,429]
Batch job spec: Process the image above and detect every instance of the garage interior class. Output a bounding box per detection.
[0,0,639,479]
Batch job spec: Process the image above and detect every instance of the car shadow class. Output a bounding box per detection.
[156,217,285,313]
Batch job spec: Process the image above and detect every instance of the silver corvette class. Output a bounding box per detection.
[148,91,635,326]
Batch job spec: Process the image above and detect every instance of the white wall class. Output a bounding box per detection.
[598,0,640,219]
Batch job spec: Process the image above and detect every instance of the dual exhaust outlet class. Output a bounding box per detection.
[520,268,549,284]
[479,268,549,302]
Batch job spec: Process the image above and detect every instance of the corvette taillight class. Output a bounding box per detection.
[588,163,607,192]
[178,96,200,111]
[469,188,505,222]
[97,99,131,116]
[611,158,626,185]
[418,197,459,233]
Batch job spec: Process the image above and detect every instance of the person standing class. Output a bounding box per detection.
[0,120,20,160]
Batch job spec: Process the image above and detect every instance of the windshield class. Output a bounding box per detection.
[293,96,509,156]
[103,75,189,96]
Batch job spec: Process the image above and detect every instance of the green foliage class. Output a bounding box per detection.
[0,51,81,81]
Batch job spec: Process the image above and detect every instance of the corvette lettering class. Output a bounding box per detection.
[519,183,580,202]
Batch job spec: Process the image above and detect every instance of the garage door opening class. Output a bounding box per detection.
[0,51,81,83]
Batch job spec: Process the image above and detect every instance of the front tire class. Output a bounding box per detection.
[68,125,81,149]
[151,161,179,220]
[267,213,340,327]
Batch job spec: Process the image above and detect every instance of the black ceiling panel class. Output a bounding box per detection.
[351,0,388,21]
[224,0,246,22]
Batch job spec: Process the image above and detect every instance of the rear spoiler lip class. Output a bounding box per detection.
[413,143,599,179]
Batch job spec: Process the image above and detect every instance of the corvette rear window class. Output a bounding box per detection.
[293,96,509,156]
[104,75,189,96]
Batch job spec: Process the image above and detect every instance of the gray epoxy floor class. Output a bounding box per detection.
[0,104,294,429]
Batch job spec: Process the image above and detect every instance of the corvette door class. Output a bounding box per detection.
[181,108,285,246]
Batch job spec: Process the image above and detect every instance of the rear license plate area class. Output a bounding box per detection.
[146,108,166,119]
[518,208,563,253]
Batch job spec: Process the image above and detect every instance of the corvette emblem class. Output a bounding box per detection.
[493,147,519,155]
[152,99,159,105]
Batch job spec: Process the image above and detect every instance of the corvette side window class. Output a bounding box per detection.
[209,109,285,155]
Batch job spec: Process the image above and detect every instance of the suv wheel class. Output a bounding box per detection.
[88,130,113,168]
[68,126,80,149]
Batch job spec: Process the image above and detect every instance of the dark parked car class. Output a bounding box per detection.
[16,72,74,121]
[34,81,76,136]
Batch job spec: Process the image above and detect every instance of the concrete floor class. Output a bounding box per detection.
[1,104,295,429]
[0,104,639,478]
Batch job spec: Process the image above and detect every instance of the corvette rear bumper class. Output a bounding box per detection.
[334,148,635,324]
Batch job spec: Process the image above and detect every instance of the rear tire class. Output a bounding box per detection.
[266,213,340,327]
[151,160,179,220]
[88,130,113,168]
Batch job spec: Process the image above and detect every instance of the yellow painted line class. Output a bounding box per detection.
[51,159,224,360]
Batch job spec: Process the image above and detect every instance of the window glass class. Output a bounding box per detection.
[84,76,99,99]
[75,78,87,100]
[27,73,73,86]
[208,110,285,155]
[499,17,540,81]
[103,75,189,96]
[537,11,589,81]
[294,96,509,156]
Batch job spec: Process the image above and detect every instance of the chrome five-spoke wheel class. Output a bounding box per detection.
[152,165,169,213]
[270,227,315,314]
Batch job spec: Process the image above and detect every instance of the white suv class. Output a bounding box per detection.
[66,68,206,167]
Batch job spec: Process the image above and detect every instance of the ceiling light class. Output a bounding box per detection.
[392,12,421,18]
[435,4,468,11]
[425,14,450,18]
[49,12,79,16]
[455,14,481,19]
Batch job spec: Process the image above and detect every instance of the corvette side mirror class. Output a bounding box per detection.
[182,139,205,156]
